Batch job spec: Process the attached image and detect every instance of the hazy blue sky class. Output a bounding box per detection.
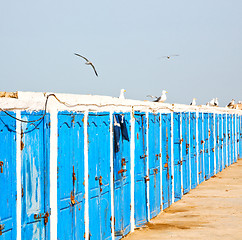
[1,1,241,106]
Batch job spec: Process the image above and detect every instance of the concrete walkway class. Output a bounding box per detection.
[125,159,242,240]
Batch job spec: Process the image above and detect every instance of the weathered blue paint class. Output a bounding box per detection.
[161,113,172,209]
[173,112,182,202]
[227,115,232,166]
[21,111,50,240]
[88,112,111,240]
[209,113,215,177]
[181,112,190,194]
[239,115,242,159]
[236,115,240,160]
[198,113,204,184]
[215,114,220,174]
[134,112,148,227]
[232,115,236,163]
[218,114,223,172]
[222,114,227,168]
[0,112,16,239]
[113,113,131,239]
[190,112,197,189]
[203,113,210,180]
[148,113,161,218]
[57,112,85,240]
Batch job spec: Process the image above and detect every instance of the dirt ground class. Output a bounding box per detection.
[124,159,242,240]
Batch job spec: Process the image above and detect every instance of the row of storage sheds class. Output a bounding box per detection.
[0,92,242,240]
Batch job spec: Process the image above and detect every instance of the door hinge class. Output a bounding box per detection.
[0,224,5,236]
[0,161,3,173]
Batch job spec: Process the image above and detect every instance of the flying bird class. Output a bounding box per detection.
[147,90,167,103]
[119,89,126,99]
[74,53,98,77]
[162,54,179,59]
[190,98,197,106]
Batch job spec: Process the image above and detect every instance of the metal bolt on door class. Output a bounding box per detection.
[0,112,17,239]
[190,112,197,189]
[148,113,161,218]
[134,112,148,227]
[21,111,50,240]
[161,113,172,209]
[181,112,190,194]
[88,112,111,240]
[173,112,182,202]
[57,112,85,240]
[113,113,131,239]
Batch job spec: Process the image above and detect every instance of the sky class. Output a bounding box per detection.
[1,0,242,106]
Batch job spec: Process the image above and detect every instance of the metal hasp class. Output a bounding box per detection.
[182,112,190,194]
[88,112,111,240]
[0,111,17,239]
[21,111,50,240]
[34,211,50,226]
[57,112,85,240]
[148,112,161,218]
[173,112,182,202]
[190,112,197,189]
[161,113,172,209]
[134,112,148,227]
[113,113,131,239]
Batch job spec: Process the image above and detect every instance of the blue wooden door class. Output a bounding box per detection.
[88,112,111,240]
[215,114,219,174]
[238,115,242,158]
[161,113,172,209]
[0,112,16,239]
[236,115,240,160]
[232,115,236,163]
[181,112,190,194]
[173,113,182,202]
[218,114,223,172]
[148,113,161,218]
[57,112,85,240]
[134,112,148,226]
[209,113,215,177]
[227,115,231,166]
[198,113,204,184]
[190,112,197,189]
[21,111,50,240]
[203,113,210,180]
[222,114,227,168]
[113,113,131,239]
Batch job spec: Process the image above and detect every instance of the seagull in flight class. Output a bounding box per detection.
[162,54,179,59]
[74,53,98,77]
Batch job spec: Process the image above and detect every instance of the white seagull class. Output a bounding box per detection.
[74,53,98,77]
[190,98,197,106]
[227,99,235,108]
[119,89,126,99]
[147,90,168,103]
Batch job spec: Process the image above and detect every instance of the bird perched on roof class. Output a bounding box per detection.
[162,54,179,59]
[227,99,235,108]
[147,90,168,103]
[190,98,197,106]
[74,53,98,76]
[207,98,217,106]
[214,98,219,106]
[119,89,126,99]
